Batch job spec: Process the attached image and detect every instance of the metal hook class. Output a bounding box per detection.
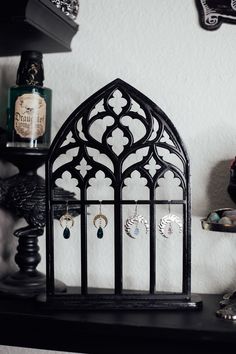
[168,201,171,214]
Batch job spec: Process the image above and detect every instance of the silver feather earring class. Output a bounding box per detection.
[158,203,182,238]
[124,202,149,239]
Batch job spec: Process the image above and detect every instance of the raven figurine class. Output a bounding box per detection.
[0,173,80,237]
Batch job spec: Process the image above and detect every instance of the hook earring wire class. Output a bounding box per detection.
[59,201,74,239]
[93,201,108,239]
[124,201,149,239]
[158,201,183,238]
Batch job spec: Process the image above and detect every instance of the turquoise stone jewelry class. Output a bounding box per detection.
[124,203,149,239]
[93,203,108,239]
[207,211,220,223]
[60,203,74,239]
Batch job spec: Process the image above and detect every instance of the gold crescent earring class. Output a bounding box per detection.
[60,202,74,239]
[93,202,108,239]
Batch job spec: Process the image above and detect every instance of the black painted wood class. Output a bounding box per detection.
[46,79,200,310]
[196,0,236,30]
[0,148,49,297]
[0,147,79,297]
[0,294,234,353]
[0,0,78,56]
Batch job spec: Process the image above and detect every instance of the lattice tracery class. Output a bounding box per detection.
[46,79,195,310]
[50,82,188,194]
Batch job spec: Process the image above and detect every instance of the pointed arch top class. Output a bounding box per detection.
[47,78,190,193]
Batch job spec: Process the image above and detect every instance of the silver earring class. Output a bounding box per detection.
[93,202,108,239]
[60,203,74,239]
[158,203,182,238]
[124,203,149,239]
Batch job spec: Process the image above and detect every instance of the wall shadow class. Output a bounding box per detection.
[0,210,18,279]
[206,159,236,213]
[0,62,17,130]
[0,62,19,278]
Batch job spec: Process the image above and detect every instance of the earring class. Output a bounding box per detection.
[158,203,182,238]
[124,203,149,239]
[60,203,74,239]
[93,202,108,239]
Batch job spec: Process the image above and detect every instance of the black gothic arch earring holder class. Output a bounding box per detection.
[44,78,202,310]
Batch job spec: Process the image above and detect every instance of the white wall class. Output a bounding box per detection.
[1,0,236,351]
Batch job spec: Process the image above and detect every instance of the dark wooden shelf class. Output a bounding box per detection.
[0,293,235,353]
[0,0,78,56]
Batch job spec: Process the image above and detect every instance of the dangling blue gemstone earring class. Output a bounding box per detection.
[60,203,74,239]
[93,202,108,239]
[124,202,149,239]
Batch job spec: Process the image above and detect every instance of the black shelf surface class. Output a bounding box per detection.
[0,0,78,56]
[0,293,235,353]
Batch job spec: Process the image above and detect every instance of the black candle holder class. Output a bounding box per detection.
[0,145,79,297]
[215,158,236,320]
[201,159,236,320]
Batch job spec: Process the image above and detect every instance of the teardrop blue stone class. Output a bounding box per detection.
[63,227,70,239]
[97,227,103,239]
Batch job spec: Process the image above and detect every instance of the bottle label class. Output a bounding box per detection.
[14,93,46,139]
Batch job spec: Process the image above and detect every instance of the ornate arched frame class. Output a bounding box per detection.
[45,79,199,309]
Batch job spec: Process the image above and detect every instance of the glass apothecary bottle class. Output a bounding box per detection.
[6,50,52,149]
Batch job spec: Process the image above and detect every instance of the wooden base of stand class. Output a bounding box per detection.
[0,271,66,298]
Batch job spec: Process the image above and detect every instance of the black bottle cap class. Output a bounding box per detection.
[20,50,43,60]
[16,50,44,87]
